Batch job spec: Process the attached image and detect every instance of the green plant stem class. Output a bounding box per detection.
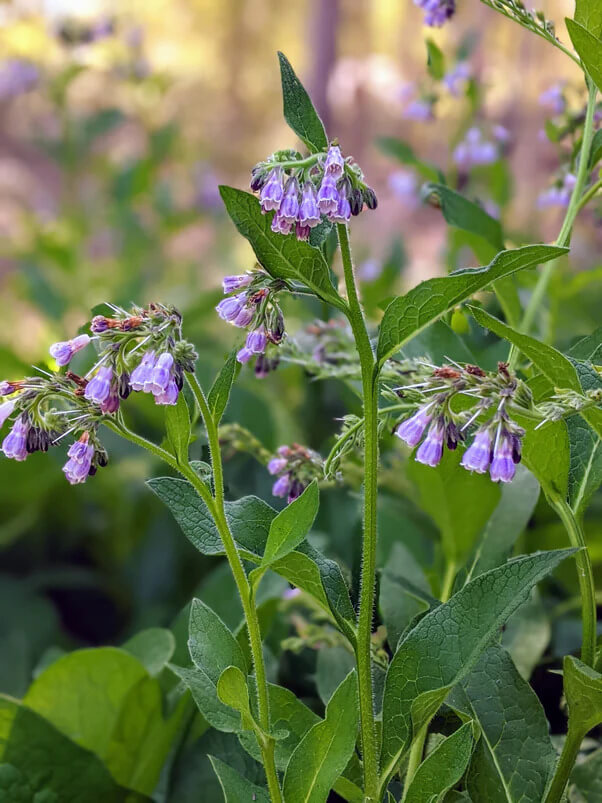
[543,724,584,803]
[337,223,380,802]
[576,178,602,213]
[550,498,596,668]
[185,374,282,803]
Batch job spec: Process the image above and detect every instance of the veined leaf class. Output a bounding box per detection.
[209,756,270,802]
[377,245,566,366]
[380,549,575,785]
[379,543,431,650]
[208,349,240,424]
[217,666,255,732]
[571,747,602,801]
[564,656,602,736]
[121,627,175,676]
[421,183,504,250]
[261,480,319,566]
[165,392,190,464]
[404,722,474,803]
[283,671,359,803]
[219,186,343,308]
[277,51,328,152]
[567,416,602,515]
[566,18,602,92]
[575,0,602,38]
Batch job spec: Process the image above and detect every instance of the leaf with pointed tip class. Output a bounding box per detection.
[564,656,602,736]
[404,722,474,803]
[209,756,270,803]
[569,327,602,362]
[421,183,504,250]
[380,549,575,785]
[566,19,602,92]
[283,671,359,803]
[277,51,328,152]
[575,0,602,38]
[219,186,343,308]
[262,480,319,566]
[165,392,190,464]
[208,349,240,424]
[567,416,602,515]
[377,245,566,367]
[121,627,175,676]
[217,666,255,732]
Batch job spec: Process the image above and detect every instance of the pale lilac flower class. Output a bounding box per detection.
[395,404,434,448]
[492,125,511,144]
[453,128,498,169]
[295,222,311,241]
[236,346,255,364]
[460,427,492,474]
[154,379,179,405]
[414,0,456,26]
[279,177,300,223]
[0,400,15,428]
[148,352,174,396]
[246,327,267,354]
[91,316,111,333]
[49,334,90,367]
[222,274,253,293]
[538,83,566,115]
[84,366,113,405]
[358,259,384,282]
[490,430,516,483]
[388,170,418,207]
[443,61,471,95]
[282,587,301,600]
[324,145,345,179]
[268,457,288,475]
[0,59,38,100]
[216,294,245,323]
[415,419,445,467]
[330,191,351,224]
[63,436,95,485]
[2,418,28,461]
[537,173,576,209]
[317,174,339,215]
[271,211,293,235]
[298,182,321,227]
[403,99,434,121]
[100,386,120,414]
[130,351,157,391]
[483,200,500,219]
[233,304,254,328]
[272,474,292,498]
[260,167,285,212]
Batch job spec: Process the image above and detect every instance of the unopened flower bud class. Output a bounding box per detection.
[362,186,378,210]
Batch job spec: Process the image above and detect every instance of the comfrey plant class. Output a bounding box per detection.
[2,29,602,803]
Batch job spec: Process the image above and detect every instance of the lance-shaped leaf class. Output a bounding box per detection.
[277,52,327,153]
[380,549,575,785]
[122,627,175,676]
[217,666,255,732]
[564,656,602,736]
[567,416,602,515]
[219,186,343,309]
[262,480,319,566]
[165,392,191,464]
[376,245,566,367]
[421,183,504,250]
[448,645,556,802]
[566,19,602,92]
[403,722,474,803]
[209,756,270,803]
[208,348,240,424]
[283,671,359,803]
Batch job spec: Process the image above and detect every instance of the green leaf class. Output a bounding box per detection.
[380,549,575,784]
[148,481,355,634]
[564,656,602,736]
[379,543,431,650]
[262,480,319,566]
[219,186,342,308]
[277,51,327,152]
[0,696,148,802]
[422,183,504,250]
[208,349,240,424]
[316,645,357,706]
[22,647,184,795]
[569,326,602,362]
[588,128,602,169]
[519,417,570,501]
[575,0,602,38]
[377,137,443,183]
[404,722,474,803]
[377,245,566,366]
[566,18,602,92]
[426,39,445,80]
[408,448,501,566]
[571,747,602,801]
[172,599,248,732]
[217,666,255,732]
[165,392,190,464]
[454,646,556,802]
[209,756,270,802]
[283,671,359,803]
[567,416,602,515]
[501,589,550,680]
[121,627,176,676]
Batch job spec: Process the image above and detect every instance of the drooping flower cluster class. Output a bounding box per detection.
[250,144,377,241]
[267,444,324,504]
[394,361,530,483]
[413,0,456,27]
[1,303,196,485]
[216,268,286,371]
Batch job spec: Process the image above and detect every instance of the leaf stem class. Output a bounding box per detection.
[337,223,380,802]
[543,724,584,803]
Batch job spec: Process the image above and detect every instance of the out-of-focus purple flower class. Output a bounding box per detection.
[415,419,445,467]
[272,474,292,498]
[282,587,301,600]
[0,59,39,101]
[288,478,305,504]
[538,83,566,115]
[130,351,157,392]
[395,404,433,448]
[148,352,174,396]
[216,294,245,323]
[403,99,434,121]
[324,145,345,179]
[490,430,516,483]
[280,177,301,223]
[460,427,492,474]
[194,163,222,210]
[100,384,120,414]
[0,399,15,428]
[443,61,471,95]
[236,346,255,364]
[2,417,28,461]
[388,170,418,208]
[84,366,113,405]
[537,173,576,209]
[414,0,456,26]
[317,173,340,215]
[483,200,500,219]
[49,334,91,367]
[453,128,498,169]
[268,457,288,475]
[154,379,179,405]
[492,125,511,144]
[298,182,321,227]
[246,326,267,355]
[358,259,384,282]
[260,167,285,212]
[0,381,21,396]
[63,434,95,485]
[222,274,253,294]
[330,190,351,224]
[90,16,114,41]
[271,211,293,235]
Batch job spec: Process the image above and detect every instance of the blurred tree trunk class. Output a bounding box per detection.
[307,0,339,133]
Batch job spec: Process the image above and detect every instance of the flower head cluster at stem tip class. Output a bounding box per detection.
[267,443,324,504]
[394,360,529,483]
[250,144,377,241]
[413,0,456,27]
[1,303,197,485]
[216,268,287,372]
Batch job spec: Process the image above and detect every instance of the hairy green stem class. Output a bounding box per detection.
[576,178,602,213]
[337,223,380,802]
[543,724,584,803]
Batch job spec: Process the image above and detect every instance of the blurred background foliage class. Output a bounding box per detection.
[0,0,600,773]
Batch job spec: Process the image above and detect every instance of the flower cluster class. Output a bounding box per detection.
[216,269,286,372]
[394,361,529,483]
[453,128,500,169]
[1,303,196,485]
[250,144,376,241]
[537,172,576,209]
[267,444,324,504]
[413,0,456,27]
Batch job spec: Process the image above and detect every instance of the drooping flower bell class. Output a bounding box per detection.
[63,432,95,485]
[259,167,285,212]
[84,366,113,405]
[49,334,91,367]
[0,399,15,428]
[489,428,519,483]
[395,404,434,447]
[415,418,446,467]
[2,416,29,461]
[460,427,493,474]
